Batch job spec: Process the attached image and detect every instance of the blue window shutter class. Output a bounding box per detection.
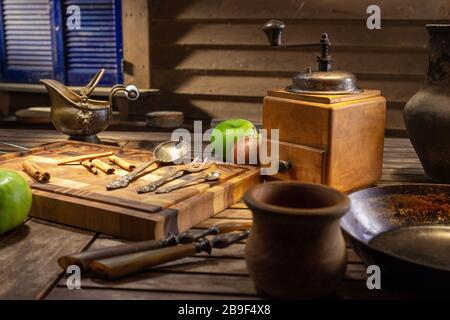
[62,0,123,86]
[0,0,57,83]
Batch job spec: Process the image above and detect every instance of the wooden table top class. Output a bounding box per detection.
[0,130,430,300]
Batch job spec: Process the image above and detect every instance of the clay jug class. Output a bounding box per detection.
[244,181,350,299]
[404,24,450,182]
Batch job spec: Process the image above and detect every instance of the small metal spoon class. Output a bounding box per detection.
[106,140,190,190]
[155,171,222,194]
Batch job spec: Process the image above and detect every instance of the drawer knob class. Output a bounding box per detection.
[278,160,292,173]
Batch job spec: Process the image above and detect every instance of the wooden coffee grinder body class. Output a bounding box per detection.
[263,89,386,192]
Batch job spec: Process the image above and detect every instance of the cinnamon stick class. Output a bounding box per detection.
[57,151,114,165]
[22,160,50,183]
[91,159,115,174]
[81,160,98,175]
[108,155,136,171]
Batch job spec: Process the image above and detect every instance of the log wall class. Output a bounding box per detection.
[136,0,450,133]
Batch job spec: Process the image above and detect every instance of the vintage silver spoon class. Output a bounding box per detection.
[155,171,222,194]
[106,140,190,190]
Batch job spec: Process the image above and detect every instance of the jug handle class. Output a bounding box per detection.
[80,69,105,97]
[108,84,139,108]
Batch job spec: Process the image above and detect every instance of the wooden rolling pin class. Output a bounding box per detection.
[22,160,50,183]
[90,231,249,279]
[57,221,251,271]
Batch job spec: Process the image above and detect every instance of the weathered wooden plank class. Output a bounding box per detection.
[347,249,362,264]
[151,70,421,102]
[383,163,422,169]
[381,168,425,175]
[384,146,418,152]
[135,94,263,121]
[0,92,10,117]
[383,158,421,164]
[195,218,253,230]
[380,174,427,182]
[152,21,429,48]
[0,129,171,142]
[345,264,368,281]
[152,0,450,20]
[58,272,259,296]
[383,152,421,159]
[45,287,260,300]
[0,219,94,299]
[54,262,366,297]
[0,131,428,301]
[152,46,426,76]
[154,256,248,275]
[230,201,248,209]
[133,93,405,130]
[383,139,413,146]
[122,0,151,88]
[386,107,407,131]
[335,281,406,300]
[214,208,252,219]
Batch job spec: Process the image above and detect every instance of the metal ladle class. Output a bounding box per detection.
[106,140,190,190]
[155,171,222,194]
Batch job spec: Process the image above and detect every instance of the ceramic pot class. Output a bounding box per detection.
[244,181,350,299]
[404,24,450,182]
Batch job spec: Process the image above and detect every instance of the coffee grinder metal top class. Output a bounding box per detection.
[262,20,361,95]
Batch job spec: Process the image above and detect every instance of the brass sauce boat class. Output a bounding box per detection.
[41,69,139,144]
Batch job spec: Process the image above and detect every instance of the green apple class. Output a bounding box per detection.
[0,169,32,235]
[211,119,257,161]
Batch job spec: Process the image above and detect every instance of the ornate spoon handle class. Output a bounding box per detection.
[137,168,184,194]
[156,176,205,194]
[126,159,158,181]
[106,159,157,190]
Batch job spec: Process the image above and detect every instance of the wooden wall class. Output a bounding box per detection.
[129,0,450,133]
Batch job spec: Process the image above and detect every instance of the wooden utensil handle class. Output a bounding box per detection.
[89,244,196,279]
[58,238,170,271]
[215,221,253,234]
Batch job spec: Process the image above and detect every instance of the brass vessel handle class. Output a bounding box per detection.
[108,84,139,107]
[80,68,105,97]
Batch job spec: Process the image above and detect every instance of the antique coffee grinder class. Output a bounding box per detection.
[262,20,386,191]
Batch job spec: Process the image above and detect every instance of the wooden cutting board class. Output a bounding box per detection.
[0,141,260,240]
